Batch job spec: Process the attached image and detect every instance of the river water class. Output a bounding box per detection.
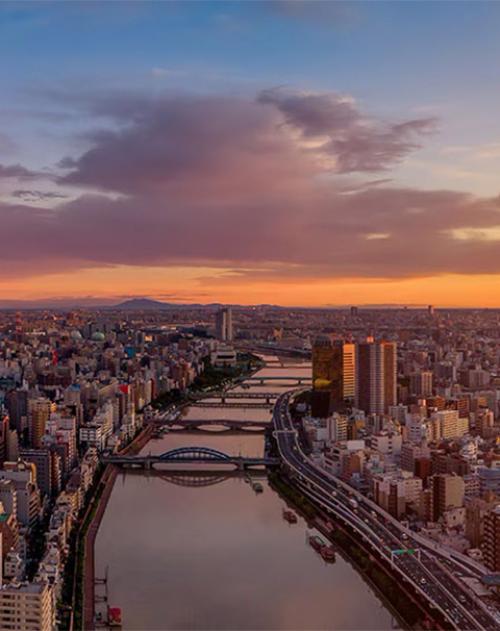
[95,356,397,630]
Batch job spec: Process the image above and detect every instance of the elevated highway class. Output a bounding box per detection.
[272,391,498,631]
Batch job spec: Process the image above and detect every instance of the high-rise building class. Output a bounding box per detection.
[483,506,500,571]
[215,307,233,342]
[28,398,51,449]
[342,343,356,401]
[0,581,55,631]
[311,336,344,417]
[409,371,433,398]
[356,340,397,415]
[6,389,28,433]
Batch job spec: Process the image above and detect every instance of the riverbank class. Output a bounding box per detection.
[76,353,261,629]
[82,423,155,630]
[269,471,434,631]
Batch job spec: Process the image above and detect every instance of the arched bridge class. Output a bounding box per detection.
[102,446,279,471]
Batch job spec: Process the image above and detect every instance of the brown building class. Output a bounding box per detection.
[466,494,498,548]
[28,398,51,449]
[312,336,344,417]
[431,473,465,521]
[356,340,397,415]
[483,506,500,571]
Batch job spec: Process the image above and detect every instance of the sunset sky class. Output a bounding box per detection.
[1,1,500,307]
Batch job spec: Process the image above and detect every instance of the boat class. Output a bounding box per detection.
[308,534,324,552]
[320,545,336,562]
[283,509,298,524]
[107,606,122,627]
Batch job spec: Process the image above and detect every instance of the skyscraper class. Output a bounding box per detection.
[356,340,397,415]
[312,336,344,417]
[342,343,356,401]
[215,307,233,342]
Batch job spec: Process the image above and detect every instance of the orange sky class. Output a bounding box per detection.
[3,266,500,307]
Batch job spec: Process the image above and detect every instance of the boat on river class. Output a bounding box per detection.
[309,534,325,552]
[283,509,298,524]
[107,606,122,627]
[320,545,336,563]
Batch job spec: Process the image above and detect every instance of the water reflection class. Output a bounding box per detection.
[95,356,396,630]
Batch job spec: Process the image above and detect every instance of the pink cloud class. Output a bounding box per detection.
[0,89,498,282]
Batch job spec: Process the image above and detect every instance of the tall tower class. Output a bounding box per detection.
[215,307,233,342]
[356,340,397,415]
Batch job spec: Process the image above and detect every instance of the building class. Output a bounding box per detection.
[342,343,356,400]
[465,495,498,548]
[483,506,500,572]
[0,581,55,631]
[210,345,237,367]
[28,398,52,449]
[356,340,397,415]
[432,409,469,440]
[410,371,433,398]
[311,336,344,417]
[215,307,233,342]
[431,473,465,521]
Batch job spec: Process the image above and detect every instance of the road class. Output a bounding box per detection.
[272,391,499,631]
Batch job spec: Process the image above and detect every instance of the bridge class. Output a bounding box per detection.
[259,364,311,370]
[189,401,273,409]
[242,375,311,385]
[165,418,269,432]
[189,391,281,407]
[103,446,279,471]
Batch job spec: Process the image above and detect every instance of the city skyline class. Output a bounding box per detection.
[2,2,500,306]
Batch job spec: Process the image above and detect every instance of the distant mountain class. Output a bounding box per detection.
[113,298,172,310]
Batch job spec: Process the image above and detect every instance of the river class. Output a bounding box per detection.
[95,356,398,630]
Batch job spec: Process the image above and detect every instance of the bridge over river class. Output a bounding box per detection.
[164,418,269,432]
[102,446,279,471]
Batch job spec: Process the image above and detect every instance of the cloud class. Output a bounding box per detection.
[0,163,40,179]
[258,88,437,172]
[11,189,68,202]
[1,88,499,285]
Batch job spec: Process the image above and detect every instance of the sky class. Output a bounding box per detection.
[1,0,500,307]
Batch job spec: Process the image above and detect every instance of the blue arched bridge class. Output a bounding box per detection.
[102,446,279,471]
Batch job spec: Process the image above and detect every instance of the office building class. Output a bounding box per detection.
[410,371,433,398]
[28,398,51,449]
[312,336,344,417]
[215,307,233,342]
[356,340,397,415]
[342,343,356,400]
